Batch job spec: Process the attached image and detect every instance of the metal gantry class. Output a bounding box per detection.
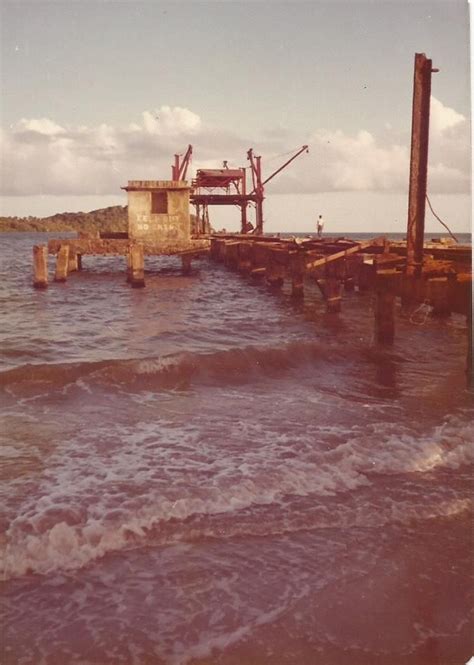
[171,144,309,234]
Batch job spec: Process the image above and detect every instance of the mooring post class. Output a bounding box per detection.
[374,270,397,345]
[33,245,48,289]
[182,255,192,275]
[406,53,437,279]
[54,245,69,282]
[130,243,145,288]
[77,254,83,271]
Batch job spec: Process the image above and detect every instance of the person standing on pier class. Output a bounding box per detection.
[317,214,324,237]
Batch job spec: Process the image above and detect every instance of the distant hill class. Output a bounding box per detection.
[0,206,128,233]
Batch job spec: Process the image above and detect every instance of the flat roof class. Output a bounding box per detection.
[122,180,191,191]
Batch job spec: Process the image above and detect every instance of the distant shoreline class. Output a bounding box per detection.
[0,205,128,233]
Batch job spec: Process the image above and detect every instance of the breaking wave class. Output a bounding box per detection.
[1,341,347,396]
[2,414,472,580]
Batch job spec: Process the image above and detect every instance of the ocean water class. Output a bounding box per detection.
[1,232,472,665]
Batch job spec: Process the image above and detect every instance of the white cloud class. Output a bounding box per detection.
[16,117,66,136]
[430,96,465,135]
[142,106,201,136]
[0,99,469,198]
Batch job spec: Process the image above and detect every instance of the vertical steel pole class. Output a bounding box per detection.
[406,53,436,277]
[255,156,264,235]
[241,167,248,233]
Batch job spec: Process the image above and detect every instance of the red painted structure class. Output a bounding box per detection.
[171,144,309,234]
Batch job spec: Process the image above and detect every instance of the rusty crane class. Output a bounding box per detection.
[171,144,309,235]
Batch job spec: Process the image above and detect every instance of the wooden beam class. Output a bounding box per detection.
[305,238,384,272]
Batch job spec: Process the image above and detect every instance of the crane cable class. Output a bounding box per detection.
[425,195,458,243]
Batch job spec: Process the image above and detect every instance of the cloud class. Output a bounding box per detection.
[0,98,469,197]
[142,106,202,136]
[430,97,465,135]
[16,117,66,136]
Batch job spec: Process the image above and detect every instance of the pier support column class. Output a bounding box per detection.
[182,255,192,275]
[358,259,375,292]
[54,245,69,282]
[467,313,472,388]
[130,244,145,288]
[265,251,285,288]
[428,276,451,318]
[289,252,305,299]
[224,242,240,270]
[374,270,397,345]
[33,245,48,289]
[126,248,132,283]
[324,278,343,313]
[237,243,252,273]
[210,237,219,261]
[68,252,78,273]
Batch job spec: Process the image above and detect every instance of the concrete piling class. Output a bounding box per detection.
[130,244,145,288]
[54,245,69,283]
[68,252,79,273]
[33,245,48,289]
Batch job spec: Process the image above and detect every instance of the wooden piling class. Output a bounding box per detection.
[77,254,83,271]
[33,245,48,289]
[374,270,397,345]
[428,276,451,318]
[467,313,472,388]
[265,248,286,288]
[323,277,342,314]
[289,252,305,299]
[237,242,252,273]
[130,243,145,288]
[54,245,69,283]
[182,255,192,275]
[406,53,435,278]
[224,242,240,270]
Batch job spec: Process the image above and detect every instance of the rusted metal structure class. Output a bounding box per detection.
[172,144,309,235]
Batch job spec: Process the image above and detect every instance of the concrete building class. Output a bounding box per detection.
[122,180,191,247]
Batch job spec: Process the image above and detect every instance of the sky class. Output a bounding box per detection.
[0,0,471,233]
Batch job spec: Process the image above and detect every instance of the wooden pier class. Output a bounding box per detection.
[31,52,472,384]
[208,233,472,382]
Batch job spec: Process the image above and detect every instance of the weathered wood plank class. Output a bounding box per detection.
[305,237,385,272]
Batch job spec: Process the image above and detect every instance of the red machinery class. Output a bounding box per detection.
[171,144,309,234]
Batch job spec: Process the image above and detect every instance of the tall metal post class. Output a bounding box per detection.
[240,167,248,233]
[255,156,264,235]
[406,53,437,277]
